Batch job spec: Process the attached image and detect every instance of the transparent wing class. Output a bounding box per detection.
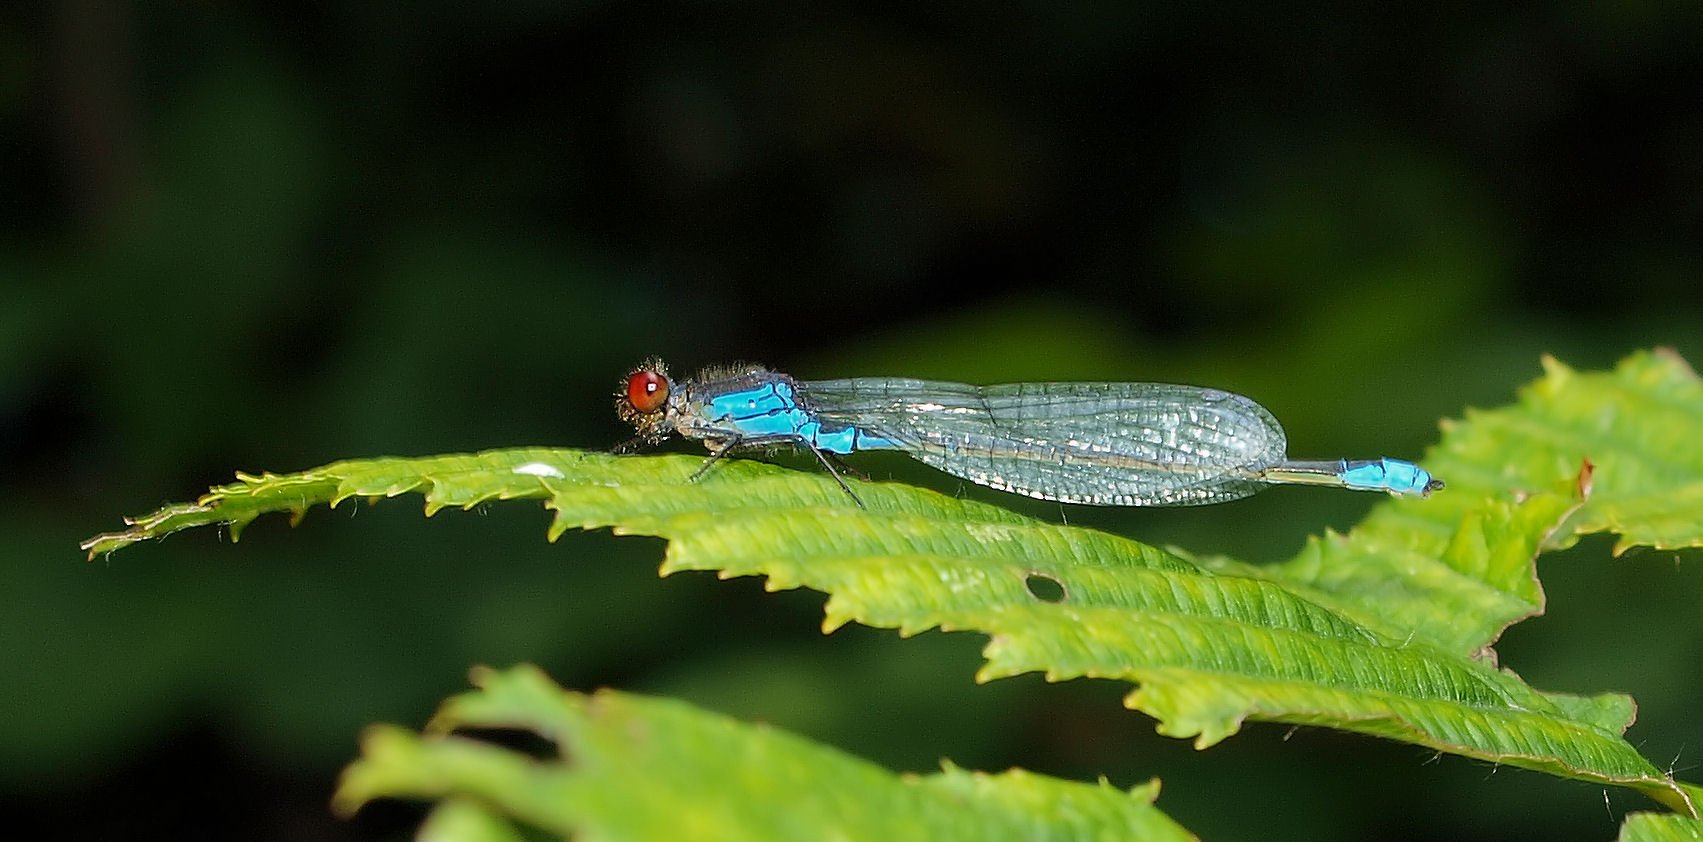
[798,378,1289,506]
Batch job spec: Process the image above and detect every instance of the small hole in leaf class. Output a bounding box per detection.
[1024,572,1066,603]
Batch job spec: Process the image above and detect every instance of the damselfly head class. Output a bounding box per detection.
[615,358,676,440]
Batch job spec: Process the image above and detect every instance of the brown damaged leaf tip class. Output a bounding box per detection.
[79,501,220,561]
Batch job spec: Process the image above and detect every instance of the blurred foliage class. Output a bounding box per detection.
[5,1,1701,839]
[336,666,1195,842]
[1620,812,1703,842]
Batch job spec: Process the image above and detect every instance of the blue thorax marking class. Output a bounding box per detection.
[696,379,900,454]
[1340,458,1433,494]
[701,381,807,439]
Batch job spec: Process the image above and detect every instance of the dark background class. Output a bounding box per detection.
[6,2,1702,839]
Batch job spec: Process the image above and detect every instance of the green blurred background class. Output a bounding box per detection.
[6,2,1702,838]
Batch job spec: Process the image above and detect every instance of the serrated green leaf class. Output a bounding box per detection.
[1425,348,1703,561]
[81,351,1703,815]
[334,664,1195,842]
[1255,348,1703,654]
[1528,350,1703,553]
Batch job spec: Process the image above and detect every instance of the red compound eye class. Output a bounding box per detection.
[625,370,669,413]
